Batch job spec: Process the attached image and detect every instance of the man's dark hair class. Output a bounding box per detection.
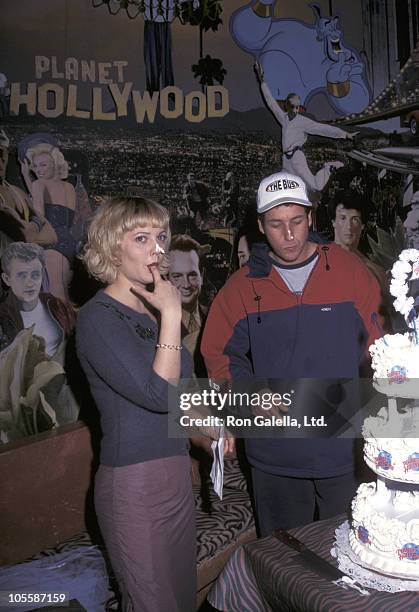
[258,203,310,225]
[169,234,204,271]
[1,241,45,276]
[330,190,367,224]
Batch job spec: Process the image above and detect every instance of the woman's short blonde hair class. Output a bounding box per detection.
[82,196,170,284]
[27,143,69,179]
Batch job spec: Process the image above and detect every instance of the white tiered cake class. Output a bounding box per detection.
[348,249,419,581]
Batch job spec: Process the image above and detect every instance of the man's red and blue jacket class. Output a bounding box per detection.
[201,242,384,478]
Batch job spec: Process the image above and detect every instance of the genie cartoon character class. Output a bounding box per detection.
[230,1,371,115]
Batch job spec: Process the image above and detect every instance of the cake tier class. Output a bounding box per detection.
[370,334,419,399]
[364,438,419,483]
[373,379,419,400]
[363,404,419,483]
[349,481,419,579]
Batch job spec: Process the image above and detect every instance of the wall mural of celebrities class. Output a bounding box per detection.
[1,0,419,441]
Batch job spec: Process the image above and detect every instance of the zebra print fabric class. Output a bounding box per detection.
[195,485,255,566]
[209,515,419,612]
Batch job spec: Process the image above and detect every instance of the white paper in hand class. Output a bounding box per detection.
[210,429,224,500]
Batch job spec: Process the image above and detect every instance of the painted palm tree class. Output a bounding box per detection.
[192,54,226,90]
[181,0,223,59]
[93,0,223,91]
[367,217,407,271]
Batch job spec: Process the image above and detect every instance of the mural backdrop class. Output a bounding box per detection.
[1,0,419,441]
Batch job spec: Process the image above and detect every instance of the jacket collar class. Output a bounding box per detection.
[1,290,52,318]
[247,233,330,278]
[247,242,271,278]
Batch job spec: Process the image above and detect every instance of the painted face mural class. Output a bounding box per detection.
[317,14,345,62]
[32,152,56,180]
[2,257,43,310]
[230,1,371,115]
[333,204,364,250]
[168,249,203,309]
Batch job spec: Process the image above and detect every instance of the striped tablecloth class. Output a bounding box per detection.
[208,515,419,612]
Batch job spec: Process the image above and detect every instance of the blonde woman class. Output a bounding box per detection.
[76,197,196,612]
[25,143,76,301]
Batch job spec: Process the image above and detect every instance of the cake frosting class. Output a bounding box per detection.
[388,248,419,319]
[369,333,419,399]
[363,438,419,484]
[348,248,419,581]
[363,405,419,484]
[369,247,419,397]
[349,480,419,579]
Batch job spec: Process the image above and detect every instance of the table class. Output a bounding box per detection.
[208,515,419,612]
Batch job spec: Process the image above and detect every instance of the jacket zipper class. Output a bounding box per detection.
[297,249,321,305]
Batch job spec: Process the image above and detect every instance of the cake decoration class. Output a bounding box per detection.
[357,525,371,545]
[346,248,419,581]
[404,453,419,473]
[389,248,419,322]
[375,451,393,471]
[397,544,419,562]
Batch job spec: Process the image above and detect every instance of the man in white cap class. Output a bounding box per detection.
[202,170,383,534]
[255,62,357,193]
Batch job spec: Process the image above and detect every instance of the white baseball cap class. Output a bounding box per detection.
[257,171,312,214]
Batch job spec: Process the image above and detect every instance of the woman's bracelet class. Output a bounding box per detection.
[156,343,183,351]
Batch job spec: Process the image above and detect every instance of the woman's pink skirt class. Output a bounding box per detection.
[94,455,196,612]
